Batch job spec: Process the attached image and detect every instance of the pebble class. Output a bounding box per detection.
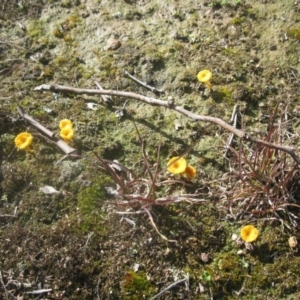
[105,39,121,50]
[237,250,244,256]
[288,236,298,248]
[231,233,238,241]
[201,253,210,263]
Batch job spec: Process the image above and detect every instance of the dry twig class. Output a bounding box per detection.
[124,70,163,93]
[149,275,189,300]
[0,270,8,300]
[34,84,300,164]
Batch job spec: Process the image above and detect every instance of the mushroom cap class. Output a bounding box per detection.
[184,165,196,180]
[167,157,187,174]
[15,132,33,150]
[59,119,73,130]
[60,125,74,141]
[240,225,259,242]
[197,70,212,83]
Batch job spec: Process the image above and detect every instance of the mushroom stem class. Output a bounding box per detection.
[205,82,212,89]
[26,146,34,154]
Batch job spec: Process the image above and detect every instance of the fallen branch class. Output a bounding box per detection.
[33,84,300,164]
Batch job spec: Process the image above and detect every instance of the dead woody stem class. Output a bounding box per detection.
[34,84,300,164]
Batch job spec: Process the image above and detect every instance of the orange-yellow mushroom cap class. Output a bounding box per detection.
[59,119,73,130]
[184,165,196,180]
[15,132,33,150]
[60,125,74,141]
[197,70,212,83]
[240,225,259,242]
[167,157,187,174]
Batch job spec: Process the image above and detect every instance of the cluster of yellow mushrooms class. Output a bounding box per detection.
[14,119,74,153]
[59,119,74,142]
[167,156,196,180]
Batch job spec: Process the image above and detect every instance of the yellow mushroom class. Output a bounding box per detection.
[184,165,196,180]
[197,69,212,89]
[60,125,74,142]
[14,132,34,153]
[167,157,187,174]
[59,119,73,130]
[240,225,259,243]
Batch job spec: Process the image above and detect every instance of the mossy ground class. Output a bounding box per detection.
[1,0,300,299]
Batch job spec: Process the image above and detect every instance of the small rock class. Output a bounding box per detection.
[174,119,183,131]
[40,185,59,194]
[288,236,298,248]
[293,105,300,114]
[105,39,121,50]
[199,282,205,293]
[237,250,244,256]
[231,233,238,241]
[133,263,139,272]
[201,253,210,263]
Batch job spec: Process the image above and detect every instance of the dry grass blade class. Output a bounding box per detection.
[132,121,156,198]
